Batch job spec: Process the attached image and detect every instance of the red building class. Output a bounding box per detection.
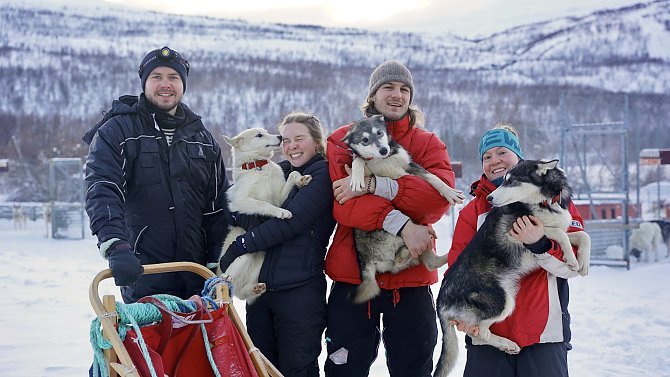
[574,201,638,220]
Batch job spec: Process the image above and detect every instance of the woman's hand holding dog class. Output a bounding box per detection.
[449,320,480,336]
[510,215,544,244]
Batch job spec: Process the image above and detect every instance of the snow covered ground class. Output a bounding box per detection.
[0,214,669,376]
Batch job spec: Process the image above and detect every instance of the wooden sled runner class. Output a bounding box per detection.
[89,262,283,377]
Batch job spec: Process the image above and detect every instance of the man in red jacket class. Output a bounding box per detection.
[324,60,457,377]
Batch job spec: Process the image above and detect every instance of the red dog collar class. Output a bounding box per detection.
[241,160,269,170]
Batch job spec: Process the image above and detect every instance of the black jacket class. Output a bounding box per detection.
[84,95,229,268]
[241,155,336,290]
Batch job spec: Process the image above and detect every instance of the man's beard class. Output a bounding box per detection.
[147,93,180,113]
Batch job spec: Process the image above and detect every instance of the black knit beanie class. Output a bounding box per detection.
[138,46,189,93]
[367,60,414,104]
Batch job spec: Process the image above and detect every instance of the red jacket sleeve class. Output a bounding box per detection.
[447,200,479,266]
[392,133,454,224]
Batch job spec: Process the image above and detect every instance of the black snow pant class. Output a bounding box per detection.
[246,276,327,377]
[463,341,569,377]
[324,282,437,377]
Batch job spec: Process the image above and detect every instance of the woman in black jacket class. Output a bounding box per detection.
[220,112,336,377]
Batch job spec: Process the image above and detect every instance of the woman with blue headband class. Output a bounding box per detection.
[447,124,586,377]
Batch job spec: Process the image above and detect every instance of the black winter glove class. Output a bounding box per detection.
[229,211,269,230]
[107,241,144,286]
[219,237,247,274]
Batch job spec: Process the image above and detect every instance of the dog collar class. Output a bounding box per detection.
[540,194,562,208]
[241,160,269,170]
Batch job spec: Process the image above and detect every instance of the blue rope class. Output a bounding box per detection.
[89,318,111,377]
[201,275,234,306]
[116,302,160,377]
[200,324,222,377]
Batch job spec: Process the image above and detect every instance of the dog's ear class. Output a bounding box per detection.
[223,134,241,148]
[340,129,352,144]
[536,160,559,176]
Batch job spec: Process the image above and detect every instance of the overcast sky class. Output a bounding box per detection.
[20,0,644,36]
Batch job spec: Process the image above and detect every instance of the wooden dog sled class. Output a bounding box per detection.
[89,262,283,377]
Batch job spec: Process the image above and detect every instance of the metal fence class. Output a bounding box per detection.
[584,220,631,269]
[48,158,85,239]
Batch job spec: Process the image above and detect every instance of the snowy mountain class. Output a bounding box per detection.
[1,0,670,199]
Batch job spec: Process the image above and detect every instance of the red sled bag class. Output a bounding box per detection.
[121,295,258,377]
[206,302,260,377]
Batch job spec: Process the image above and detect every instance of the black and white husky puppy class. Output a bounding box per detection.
[433,159,591,377]
[341,115,465,303]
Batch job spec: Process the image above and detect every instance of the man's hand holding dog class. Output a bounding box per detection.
[400,221,436,258]
[333,165,376,204]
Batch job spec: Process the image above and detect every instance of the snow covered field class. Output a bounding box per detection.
[1,216,669,377]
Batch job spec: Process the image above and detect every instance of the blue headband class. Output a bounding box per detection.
[478,128,524,161]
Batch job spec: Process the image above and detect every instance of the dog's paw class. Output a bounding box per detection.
[578,263,589,277]
[442,187,466,205]
[501,342,521,355]
[350,175,366,192]
[252,283,267,295]
[577,252,590,277]
[286,171,302,184]
[565,257,580,271]
[273,208,293,219]
[297,175,312,188]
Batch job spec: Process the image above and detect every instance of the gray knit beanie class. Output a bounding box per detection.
[367,60,414,104]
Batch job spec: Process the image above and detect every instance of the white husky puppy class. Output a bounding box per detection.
[219,128,311,303]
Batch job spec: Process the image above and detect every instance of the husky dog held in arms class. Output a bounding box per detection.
[219,128,311,303]
[341,115,466,303]
[434,159,591,377]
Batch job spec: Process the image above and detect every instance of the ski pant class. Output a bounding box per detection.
[246,277,327,377]
[463,341,569,377]
[324,282,437,377]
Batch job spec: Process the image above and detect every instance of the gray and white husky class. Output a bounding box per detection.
[219,128,311,303]
[341,115,466,303]
[433,159,591,377]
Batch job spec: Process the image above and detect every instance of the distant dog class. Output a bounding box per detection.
[341,115,466,303]
[43,202,52,238]
[629,221,663,262]
[219,128,311,303]
[651,220,670,257]
[12,204,27,230]
[434,160,591,377]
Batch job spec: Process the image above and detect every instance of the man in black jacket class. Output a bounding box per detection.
[84,46,229,303]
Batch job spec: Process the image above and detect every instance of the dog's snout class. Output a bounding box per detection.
[276,135,282,142]
[379,147,388,156]
[486,195,493,203]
